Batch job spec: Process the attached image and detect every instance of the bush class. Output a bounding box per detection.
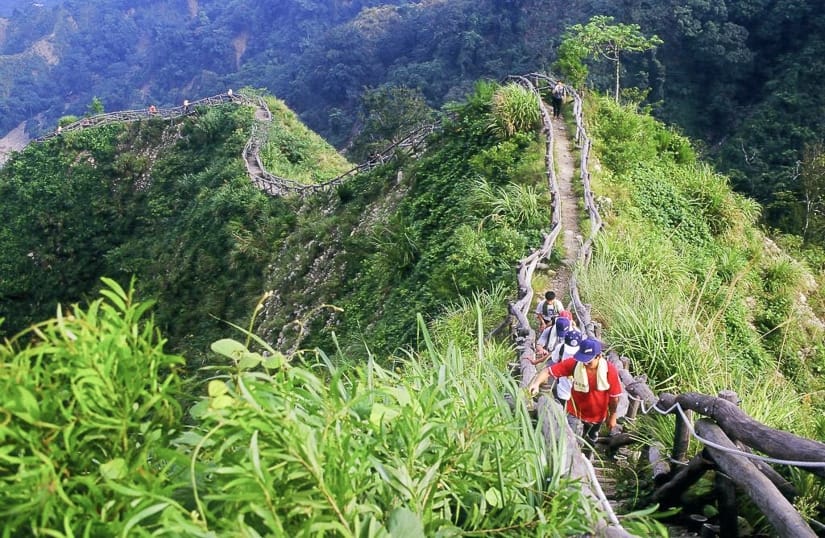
[0,279,184,535]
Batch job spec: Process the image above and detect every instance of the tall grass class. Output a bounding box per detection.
[259,95,352,183]
[469,177,546,231]
[490,83,541,138]
[168,313,600,536]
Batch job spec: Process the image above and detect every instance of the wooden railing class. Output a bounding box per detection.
[508,73,825,537]
[32,91,440,198]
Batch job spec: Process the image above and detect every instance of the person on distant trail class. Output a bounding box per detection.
[551,80,565,119]
[183,99,190,113]
[148,104,158,116]
[535,290,564,334]
[528,337,622,456]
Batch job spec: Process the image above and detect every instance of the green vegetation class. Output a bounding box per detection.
[256,80,549,357]
[0,102,296,357]
[3,0,825,260]
[576,95,825,526]
[556,16,662,101]
[259,95,353,183]
[1,71,824,533]
[0,280,601,535]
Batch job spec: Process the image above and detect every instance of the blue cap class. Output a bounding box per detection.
[554,317,570,334]
[564,329,582,347]
[574,338,602,363]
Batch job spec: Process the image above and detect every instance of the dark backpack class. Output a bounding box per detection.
[542,301,557,320]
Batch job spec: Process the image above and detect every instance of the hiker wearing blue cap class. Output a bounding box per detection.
[532,315,571,364]
[527,337,622,455]
[548,328,582,407]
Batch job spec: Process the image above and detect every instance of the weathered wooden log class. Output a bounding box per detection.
[625,398,640,420]
[673,409,693,462]
[648,443,673,486]
[598,432,635,451]
[733,441,798,501]
[751,460,798,501]
[509,302,534,340]
[696,419,816,538]
[715,471,739,538]
[658,393,825,479]
[619,370,658,411]
[651,452,713,507]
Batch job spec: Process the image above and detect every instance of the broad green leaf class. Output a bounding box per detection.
[208,380,229,397]
[369,403,400,427]
[238,352,263,370]
[100,458,128,480]
[392,386,412,407]
[189,399,209,419]
[388,507,424,538]
[211,338,248,361]
[485,487,503,507]
[262,351,285,369]
[210,394,234,409]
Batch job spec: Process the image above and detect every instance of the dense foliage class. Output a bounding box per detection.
[583,93,825,438]
[0,280,599,535]
[0,102,297,357]
[256,81,549,357]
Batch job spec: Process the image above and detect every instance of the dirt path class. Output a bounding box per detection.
[549,115,581,305]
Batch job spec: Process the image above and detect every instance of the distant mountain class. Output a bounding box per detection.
[2,0,825,241]
[0,0,60,17]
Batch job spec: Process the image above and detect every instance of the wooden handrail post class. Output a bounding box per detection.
[715,471,739,538]
[673,409,693,462]
[625,398,640,420]
[696,419,816,538]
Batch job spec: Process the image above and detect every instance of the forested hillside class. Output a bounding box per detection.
[2,0,824,249]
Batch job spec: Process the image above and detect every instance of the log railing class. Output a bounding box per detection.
[31,91,440,199]
[509,73,825,537]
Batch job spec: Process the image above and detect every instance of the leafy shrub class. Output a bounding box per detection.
[171,322,596,536]
[489,83,541,138]
[0,279,184,535]
[626,165,713,246]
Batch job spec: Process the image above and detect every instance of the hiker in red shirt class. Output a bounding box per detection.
[528,337,622,455]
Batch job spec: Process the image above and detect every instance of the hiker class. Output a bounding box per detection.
[56,125,63,135]
[183,99,190,113]
[533,315,571,364]
[227,88,233,97]
[548,328,582,407]
[535,291,564,333]
[148,104,158,116]
[535,310,575,358]
[551,80,565,119]
[528,337,622,455]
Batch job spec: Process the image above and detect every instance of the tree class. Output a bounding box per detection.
[800,141,825,244]
[552,37,588,89]
[349,85,435,161]
[561,15,662,102]
[87,96,104,115]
